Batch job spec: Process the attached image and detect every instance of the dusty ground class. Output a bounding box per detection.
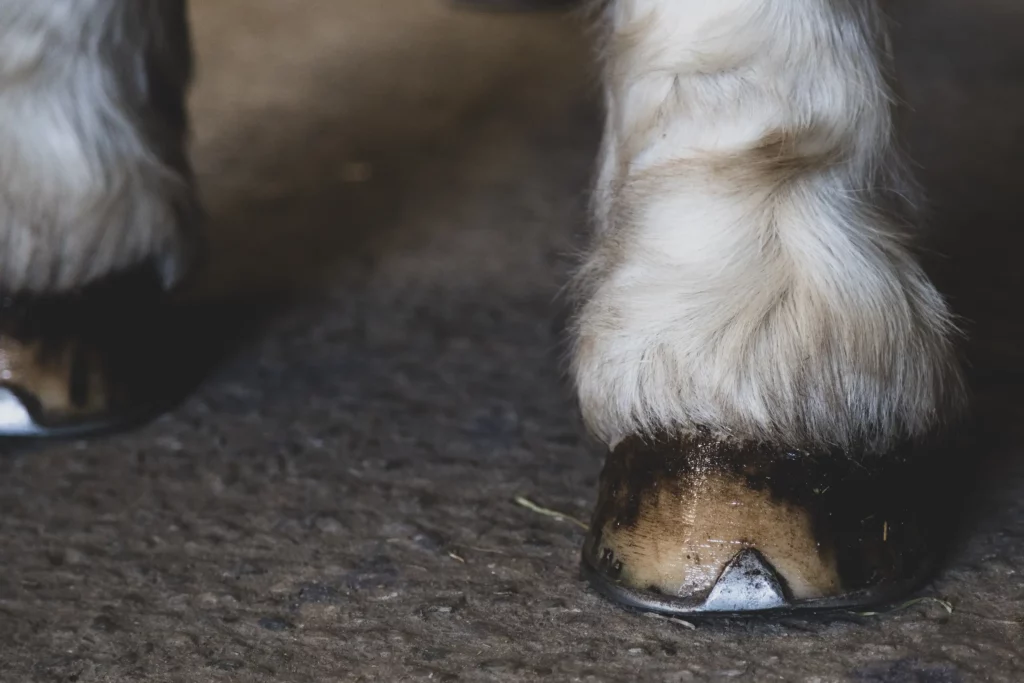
[3,1,1024,681]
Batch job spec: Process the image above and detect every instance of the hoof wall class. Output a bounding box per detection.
[581,432,958,616]
[0,266,182,438]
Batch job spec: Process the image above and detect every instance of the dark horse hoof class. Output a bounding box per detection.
[581,431,959,615]
[0,265,184,438]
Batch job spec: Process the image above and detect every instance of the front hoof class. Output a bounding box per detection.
[581,432,957,616]
[0,266,179,438]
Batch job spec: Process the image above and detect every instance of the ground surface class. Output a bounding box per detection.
[2,1,1024,681]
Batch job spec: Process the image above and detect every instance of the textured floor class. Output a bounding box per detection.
[3,1,1024,681]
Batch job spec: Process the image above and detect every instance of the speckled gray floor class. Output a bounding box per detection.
[2,1,1023,681]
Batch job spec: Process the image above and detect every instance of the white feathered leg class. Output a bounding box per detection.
[0,0,198,294]
[574,0,965,453]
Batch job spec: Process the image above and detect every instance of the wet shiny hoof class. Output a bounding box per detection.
[581,431,958,616]
[0,266,182,438]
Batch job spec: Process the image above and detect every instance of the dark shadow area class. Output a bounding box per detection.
[893,0,1024,573]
